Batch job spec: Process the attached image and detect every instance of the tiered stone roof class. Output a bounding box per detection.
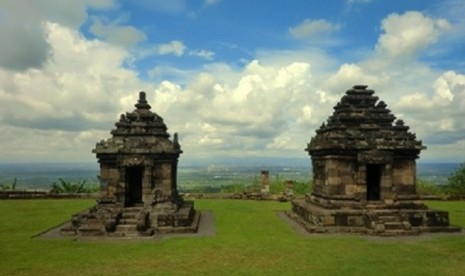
[93,91,181,155]
[307,85,425,157]
[111,91,168,137]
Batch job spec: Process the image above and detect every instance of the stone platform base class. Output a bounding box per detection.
[61,201,199,237]
[289,199,461,236]
[37,211,214,240]
[153,210,200,234]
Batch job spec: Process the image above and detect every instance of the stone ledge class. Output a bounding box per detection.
[289,200,462,236]
[35,211,213,241]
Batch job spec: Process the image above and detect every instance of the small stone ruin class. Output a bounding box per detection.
[288,85,461,236]
[260,170,270,194]
[62,91,199,237]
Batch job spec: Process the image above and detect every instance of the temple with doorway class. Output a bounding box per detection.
[288,85,460,235]
[61,91,199,237]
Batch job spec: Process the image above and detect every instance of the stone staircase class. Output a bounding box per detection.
[366,210,419,236]
[112,207,148,237]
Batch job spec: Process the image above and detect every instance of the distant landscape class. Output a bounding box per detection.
[0,161,461,191]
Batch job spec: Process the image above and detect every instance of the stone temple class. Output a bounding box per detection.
[62,92,199,237]
[288,85,460,235]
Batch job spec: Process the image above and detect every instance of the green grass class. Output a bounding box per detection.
[0,199,465,275]
[425,200,465,227]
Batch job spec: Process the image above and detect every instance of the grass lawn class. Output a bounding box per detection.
[0,199,464,276]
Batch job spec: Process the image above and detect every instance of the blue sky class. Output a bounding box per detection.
[0,0,465,163]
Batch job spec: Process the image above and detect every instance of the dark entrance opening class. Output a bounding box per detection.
[125,166,143,206]
[366,164,382,201]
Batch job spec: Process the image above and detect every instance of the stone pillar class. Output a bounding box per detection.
[381,163,393,200]
[117,167,126,207]
[142,165,152,205]
[261,170,270,194]
[161,162,173,198]
[99,163,109,199]
[357,164,367,199]
[285,180,294,196]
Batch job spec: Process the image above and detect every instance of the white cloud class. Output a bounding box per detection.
[189,49,216,60]
[395,92,434,111]
[325,63,385,92]
[266,135,300,151]
[376,11,451,58]
[0,5,464,163]
[296,105,314,126]
[89,19,147,47]
[395,70,464,112]
[157,40,186,56]
[0,22,150,162]
[147,65,196,82]
[289,19,339,39]
[140,58,321,159]
[0,0,115,71]
[392,70,465,146]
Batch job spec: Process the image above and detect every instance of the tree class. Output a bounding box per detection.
[50,178,98,194]
[0,177,17,190]
[445,163,465,197]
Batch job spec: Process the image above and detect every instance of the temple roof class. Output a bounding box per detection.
[307,85,425,157]
[93,91,181,156]
[111,91,169,137]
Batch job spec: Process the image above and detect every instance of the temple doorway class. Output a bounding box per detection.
[366,164,381,201]
[125,166,143,206]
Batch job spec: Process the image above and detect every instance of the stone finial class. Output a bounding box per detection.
[377,101,387,108]
[135,91,151,109]
[173,132,181,149]
[353,85,368,90]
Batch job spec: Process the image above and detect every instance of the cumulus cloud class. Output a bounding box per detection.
[0,5,464,163]
[0,22,151,161]
[89,18,147,47]
[157,40,186,56]
[325,63,386,92]
[395,71,463,111]
[393,70,465,145]
[289,19,339,39]
[0,0,114,71]
[395,93,434,111]
[140,59,326,158]
[296,105,315,126]
[376,11,451,58]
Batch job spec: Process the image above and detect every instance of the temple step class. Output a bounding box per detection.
[367,209,419,235]
[116,224,137,231]
[384,222,404,230]
[112,207,147,237]
[119,218,138,224]
[378,215,399,223]
[78,225,105,236]
[121,207,144,218]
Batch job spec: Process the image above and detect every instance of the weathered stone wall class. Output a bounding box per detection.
[142,166,152,204]
[380,164,393,200]
[99,164,119,199]
[314,158,357,197]
[393,159,416,195]
[311,159,325,195]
